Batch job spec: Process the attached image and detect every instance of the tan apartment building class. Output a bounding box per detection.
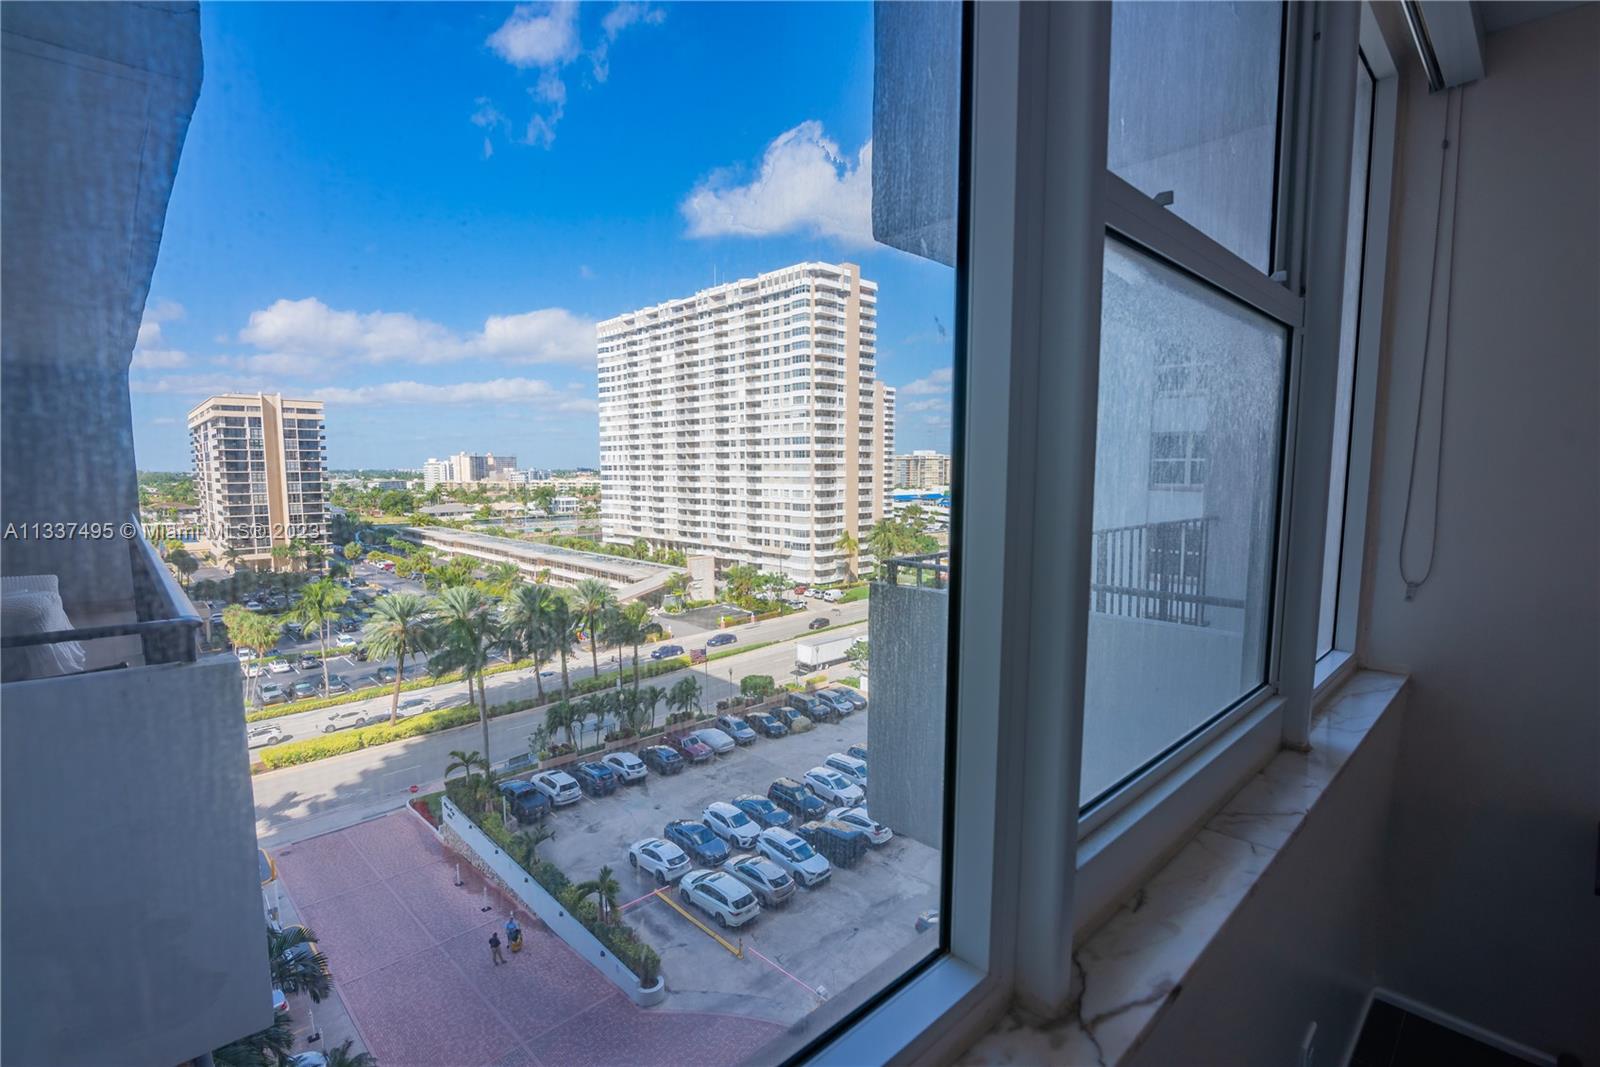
[894,449,952,489]
[598,261,894,582]
[188,393,328,569]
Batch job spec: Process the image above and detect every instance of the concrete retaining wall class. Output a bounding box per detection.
[438,797,666,1007]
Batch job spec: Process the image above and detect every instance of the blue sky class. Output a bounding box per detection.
[132,1,958,471]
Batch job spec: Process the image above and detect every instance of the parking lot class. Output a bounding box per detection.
[531,708,943,1028]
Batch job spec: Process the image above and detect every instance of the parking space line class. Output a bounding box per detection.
[617,886,665,912]
[745,944,826,1000]
[655,888,744,958]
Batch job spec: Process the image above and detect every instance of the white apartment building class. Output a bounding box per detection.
[421,451,516,487]
[188,393,328,569]
[894,448,951,490]
[597,262,894,583]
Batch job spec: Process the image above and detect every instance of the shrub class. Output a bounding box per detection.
[839,676,862,689]
[740,674,776,699]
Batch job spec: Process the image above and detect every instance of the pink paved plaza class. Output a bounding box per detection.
[272,811,785,1067]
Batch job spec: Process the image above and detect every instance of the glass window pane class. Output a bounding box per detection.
[1082,240,1288,806]
[79,2,964,1063]
[1108,1,1284,271]
[1317,60,1376,657]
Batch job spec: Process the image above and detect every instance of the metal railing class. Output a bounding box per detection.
[1090,517,1241,627]
[881,551,950,589]
[0,515,202,671]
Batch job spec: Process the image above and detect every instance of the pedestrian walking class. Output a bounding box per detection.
[489,931,505,965]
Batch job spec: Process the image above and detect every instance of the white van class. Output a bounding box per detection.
[823,752,868,790]
[821,589,844,603]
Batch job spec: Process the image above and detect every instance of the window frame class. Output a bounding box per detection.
[808,2,1400,1061]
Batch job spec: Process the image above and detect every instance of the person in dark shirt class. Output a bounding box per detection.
[489,931,505,965]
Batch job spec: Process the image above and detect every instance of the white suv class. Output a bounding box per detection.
[679,870,761,928]
[702,801,760,849]
[530,770,581,807]
[628,837,690,885]
[756,827,831,887]
[803,767,864,807]
[602,751,648,782]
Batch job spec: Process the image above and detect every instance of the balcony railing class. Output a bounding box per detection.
[882,551,950,589]
[1090,517,1239,627]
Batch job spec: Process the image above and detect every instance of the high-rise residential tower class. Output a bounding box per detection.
[598,262,892,582]
[188,393,328,569]
[894,449,952,489]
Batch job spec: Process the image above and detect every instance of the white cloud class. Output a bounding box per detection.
[899,367,953,396]
[317,378,597,410]
[479,1,661,150]
[682,121,873,245]
[487,2,579,68]
[150,416,177,426]
[132,300,189,369]
[130,372,276,396]
[905,397,951,415]
[236,298,595,367]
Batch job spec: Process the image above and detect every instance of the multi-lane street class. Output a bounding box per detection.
[249,579,869,848]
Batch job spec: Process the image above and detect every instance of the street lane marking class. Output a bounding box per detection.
[657,887,743,957]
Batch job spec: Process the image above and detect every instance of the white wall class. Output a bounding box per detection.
[1358,6,1600,1060]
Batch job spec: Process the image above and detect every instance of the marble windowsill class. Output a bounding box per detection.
[958,670,1408,1066]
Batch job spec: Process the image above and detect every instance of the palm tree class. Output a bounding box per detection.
[430,585,499,765]
[572,577,617,681]
[268,924,331,1002]
[211,1009,294,1067]
[594,865,621,922]
[362,593,435,725]
[293,579,348,698]
[546,699,577,749]
[575,693,605,748]
[270,543,293,570]
[322,1038,377,1067]
[483,561,521,597]
[545,596,579,698]
[836,530,860,581]
[445,748,489,782]
[667,676,701,720]
[517,823,556,868]
[503,583,560,705]
[609,601,652,695]
[639,683,666,728]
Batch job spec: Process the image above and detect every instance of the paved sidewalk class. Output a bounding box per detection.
[271,811,784,1067]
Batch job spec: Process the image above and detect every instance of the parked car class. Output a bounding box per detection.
[702,801,760,849]
[247,723,287,749]
[649,644,685,661]
[678,869,760,928]
[796,819,869,868]
[826,687,868,712]
[498,780,551,824]
[322,708,381,733]
[707,632,737,647]
[530,770,582,807]
[813,689,856,717]
[756,827,831,887]
[827,806,893,846]
[726,855,796,908]
[733,794,793,830]
[821,589,845,603]
[297,654,320,670]
[573,761,620,798]
[663,820,729,867]
[714,715,757,745]
[602,751,648,783]
[807,616,831,631]
[349,645,369,662]
[786,691,837,724]
[847,743,869,762]
[804,767,865,806]
[628,837,691,885]
[746,711,789,739]
[374,666,398,684]
[824,752,869,791]
[667,732,714,764]
[335,633,358,647]
[292,679,319,700]
[691,727,736,755]
[259,683,289,705]
[243,663,267,679]
[767,777,827,822]
[641,744,685,775]
[323,674,352,695]
[268,659,294,675]
[209,611,225,625]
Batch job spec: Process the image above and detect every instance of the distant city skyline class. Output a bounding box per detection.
[128,3,957,471]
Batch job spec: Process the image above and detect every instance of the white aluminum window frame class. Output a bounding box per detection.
[809,1,1396,1061]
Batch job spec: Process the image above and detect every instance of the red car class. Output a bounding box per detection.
[667,732,714,764]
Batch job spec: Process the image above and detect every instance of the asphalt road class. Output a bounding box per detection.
[250,617,869,849]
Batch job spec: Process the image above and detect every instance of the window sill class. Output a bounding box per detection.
[957,669,1407,1066]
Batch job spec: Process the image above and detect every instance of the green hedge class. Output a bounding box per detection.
[245,655,540,722]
